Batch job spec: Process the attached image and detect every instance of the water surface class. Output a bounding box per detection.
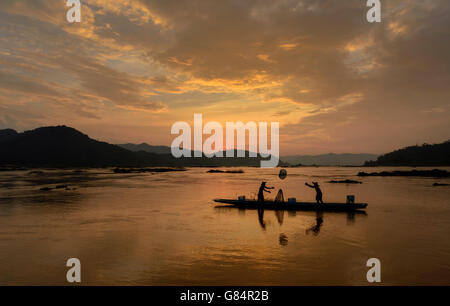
[0,167,449,285]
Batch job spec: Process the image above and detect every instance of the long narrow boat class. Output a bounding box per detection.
[213,199,368,212]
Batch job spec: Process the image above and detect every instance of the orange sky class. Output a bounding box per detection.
[0,0,449,155]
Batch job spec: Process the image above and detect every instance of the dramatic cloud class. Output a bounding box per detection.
[0,0,449,153]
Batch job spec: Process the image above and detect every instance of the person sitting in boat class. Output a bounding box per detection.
[258,182,274,204]
[305,182,324,204]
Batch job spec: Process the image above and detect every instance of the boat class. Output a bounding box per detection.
[213,199,368,212]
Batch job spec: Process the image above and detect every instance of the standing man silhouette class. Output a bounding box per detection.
[305,182,324,204]
[257,182,274,204]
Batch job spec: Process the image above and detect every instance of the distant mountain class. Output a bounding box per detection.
[364,140,450,166]
[118,143,172,155]
[117,143,270,160]
[117,143,202,157]
[0,126,157,167]
[119,143,288,167]
[282,153,379,166]
[0,129,18,142]
[0,126,271,168]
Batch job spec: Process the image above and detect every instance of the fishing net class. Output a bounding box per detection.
[274,189,284,203]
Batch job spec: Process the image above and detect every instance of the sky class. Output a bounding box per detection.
[0,0,449,155]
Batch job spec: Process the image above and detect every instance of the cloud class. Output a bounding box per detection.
[0,0,449,153]
[0,7,167,114]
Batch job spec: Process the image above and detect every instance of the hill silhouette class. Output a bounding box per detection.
[117,142,203,157]
[282,153,378,166]
[117,143,284,164]
[0,126,270,168]
[0,126,154,167]
[364,140,450,166]
[118,143,172,155]
[0,129,18,142]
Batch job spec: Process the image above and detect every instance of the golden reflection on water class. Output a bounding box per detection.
[0,167,449,285]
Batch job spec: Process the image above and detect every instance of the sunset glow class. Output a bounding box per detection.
[0,0,449,154]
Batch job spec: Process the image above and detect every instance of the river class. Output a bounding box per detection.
[0,167,449,285]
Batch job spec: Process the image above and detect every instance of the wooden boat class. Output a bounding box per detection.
[213,199,368,212]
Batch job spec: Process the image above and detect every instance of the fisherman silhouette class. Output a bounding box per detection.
[257,181,274,204]
[305,182,324,204]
